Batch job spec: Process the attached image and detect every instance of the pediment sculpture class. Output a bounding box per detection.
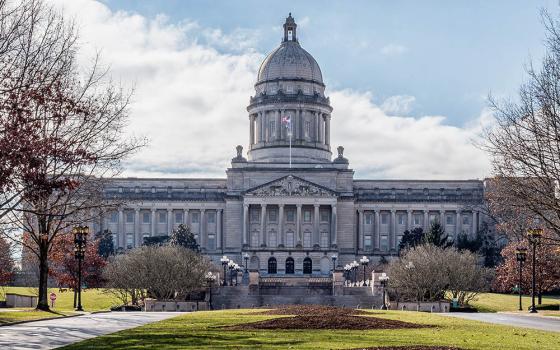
[247,175,335,197]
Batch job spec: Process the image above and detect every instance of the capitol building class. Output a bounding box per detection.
[100,14,485,275]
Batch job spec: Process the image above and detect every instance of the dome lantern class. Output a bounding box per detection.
[283,13,297,43]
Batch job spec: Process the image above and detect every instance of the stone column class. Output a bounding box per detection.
[440,210,445,226]
[167,209,173,235]
[472,211,477,236]
[314,204,320,246]
[151,208,156,237]
[331,204,337,247]
[390,209,396,250]
[278,204,284,246]
[423,210,429,231]
[134,208,140,247]
[375,210,380,249]
[296,204,302,244]
[326,115,331,146]
[315,111,320,142]
[276,110,281,140]
[358,209,364,250]
[242,204,248,246]
[259,112,264,143]
[184,209,189,226]
[200,209,206,249]
[407,209,412,231]
[260,204,267,247]
[217,209,223,249]
[456,210,462,237]
[249,115,255,145]
[118,209,125,248]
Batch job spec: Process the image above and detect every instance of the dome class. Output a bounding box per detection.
[257,41,323,85]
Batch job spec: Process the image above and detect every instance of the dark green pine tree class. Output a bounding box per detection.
[97,229,115,259]
[424,221,452,248]
[170,224,200,252]
[398,227,425,252]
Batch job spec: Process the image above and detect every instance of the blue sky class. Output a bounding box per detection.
[103,0,554,126]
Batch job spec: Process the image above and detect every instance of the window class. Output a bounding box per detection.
[269,121,276,137]
[268,257,277,274]
[142,212,150,224]
[251,230,259,247]
[110,212,118,223]
[175,212,183,224]
[303,210,311,222]
[398,214,405,225]
[287,29,293,41]
[250,209,259,222]
[446,215,453,225]
[304,121,311,137]
[287,210,295,222]
[286,231,295,248]
[268,230,277,248]
[207,212,215,224]
[381,213,388,225]
[320,231,329,248]
[285,257,295,274]
[303,257,312,274]
[429,214,437,224]
[380,235,389,252]
[413,214,421,226]
[268,210,277,222]
[191,212,199,224]
[207,235,215,250]
[303,230,312,248]
[365,235,372,250]
[287,84,293,93]
[462,215,469,225]
[126,234,133,249]
[321,211,329,222]
[126,212,134,223]
[158,211,166,224]
[365,213,372,225]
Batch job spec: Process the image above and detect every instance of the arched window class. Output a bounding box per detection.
[303,257,312,274]
[268,257,277,274]
[285,257,295,274]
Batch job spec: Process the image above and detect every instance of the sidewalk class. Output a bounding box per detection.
[442,312,560,333]
[0,311,184,350]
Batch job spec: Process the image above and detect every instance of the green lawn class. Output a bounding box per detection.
[0,310,74,325]
[470,293,560,312]
[60,309,560,350]
[1,287,120,312]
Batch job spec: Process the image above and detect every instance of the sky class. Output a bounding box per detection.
[50,0,558,180]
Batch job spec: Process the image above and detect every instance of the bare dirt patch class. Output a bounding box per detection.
[232,305,428,330]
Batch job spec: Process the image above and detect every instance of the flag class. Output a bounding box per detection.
[281,116,291,127]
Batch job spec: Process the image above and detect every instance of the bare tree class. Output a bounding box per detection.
[483,10,560,244]
[0,0,145,310]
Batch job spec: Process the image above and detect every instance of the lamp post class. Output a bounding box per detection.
[220,255,229,286]
[205,272,216,310]
[73,225,88,312]
[379,272,389,310]
[515,247,527,311]
[527,228,543,313]
[243,253,249,273]
[352,261,359,284]
[344,264,351,283]
[228,260,236,286]
[331,254,338,273]
[234,264,241,285]
[360,256,369,286]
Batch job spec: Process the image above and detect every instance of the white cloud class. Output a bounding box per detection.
[50,0,490,180]
[380,43,408,56]
[381,95,416,115]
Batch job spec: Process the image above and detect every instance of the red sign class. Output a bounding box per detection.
[49,292,57,301]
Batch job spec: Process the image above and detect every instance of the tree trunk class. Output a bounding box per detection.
[73,288,77,308]
[538,291,542,305]
[36,242,50,311]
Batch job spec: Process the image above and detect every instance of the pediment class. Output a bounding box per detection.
[245,175,336,197]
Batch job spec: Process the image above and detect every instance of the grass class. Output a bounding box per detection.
[470,293,560,312]
[0,310,74,325]
[1,286,120,312]
[59,309,560,350]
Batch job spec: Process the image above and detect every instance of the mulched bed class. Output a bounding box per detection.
[229,305,429,330]
[347,347,463,350]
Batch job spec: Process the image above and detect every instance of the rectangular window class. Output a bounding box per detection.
[305,121,311,137]
[207,235,215,250]
[142,212,150,224]
[268,210,277,222]
[413,214,421,226]
[287,210,295,222]
[158,211,167,224]
[250,209,259,222]
[365,235,372,250]
[126,212,134,223]
[304,210,311,222]
[365,213,372,225]
[110,212,118,223]
[320,211,329,222]
[463,215,469,225]
[191,212,199,224]
[446,215,453,225]
[398,214,405,225]
[380,235,389,252]
[320,231,329,248]
[269,121,276,137]
[126,234,133,249]
[429,214,437,224]
[207,212,216,224]
[175,212,183,224]
[381,213,388,225]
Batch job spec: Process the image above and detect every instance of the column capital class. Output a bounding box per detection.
[439,209,445,214]
[296,204,302,208]
[455,209,462,214]
[260,203,267,208]
[167,208,172,212]
[217,208,223,213]
[134,208,140,212]
[390,209,396,213]
[314,204,320,208]
[423,209,429,213]
[243,203,249,208]
[151,208,156,212]
[278,203,284,208]
[407,209,413,213]
[358,208,364,213]
[200,208,206,213]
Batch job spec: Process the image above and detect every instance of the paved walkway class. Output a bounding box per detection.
[0,312,184,350]
[442,312,560,333]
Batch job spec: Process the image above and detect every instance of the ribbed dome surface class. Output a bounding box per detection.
[257,41,323,84]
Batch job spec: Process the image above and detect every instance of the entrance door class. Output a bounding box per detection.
[303,257,312,274]
[268,257,277,274]
[285,257,294,274]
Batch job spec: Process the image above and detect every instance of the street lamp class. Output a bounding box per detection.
[344,264,351,283]
[234,264,241,285]
[243,253,249,273]
[515,247,527,311]
[228,260,236,286]
[331,254,338,273]
[220,255,229,286]
[73,225,89,312]
[360,256,369,286]
[379,272,389,310]
[527,228,543,313]
[205,272,216,310]
[352,261,359,284]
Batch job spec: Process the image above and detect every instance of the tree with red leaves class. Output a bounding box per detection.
[0,0,144,310]
[494,231,560,304]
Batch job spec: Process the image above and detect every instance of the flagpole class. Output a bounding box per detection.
[289,128,292,169]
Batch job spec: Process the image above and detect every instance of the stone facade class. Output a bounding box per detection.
[97,14,486,276]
